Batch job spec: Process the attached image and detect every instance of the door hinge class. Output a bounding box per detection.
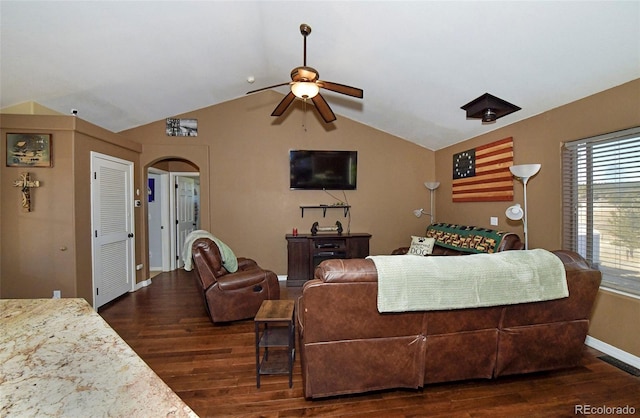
[94,230,98,238]
[96,288,99,295]
[93,172,97,180]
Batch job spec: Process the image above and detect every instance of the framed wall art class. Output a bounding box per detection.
[451,137,514,202]
[6,133,52,167]
[166,118,198,137]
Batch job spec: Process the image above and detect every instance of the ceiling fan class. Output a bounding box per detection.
[247,23,364,123]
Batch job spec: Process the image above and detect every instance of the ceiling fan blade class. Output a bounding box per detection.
[247,81,291,95]
[271,92,296,116]
[318,81,363,99]
[311,94,337,123]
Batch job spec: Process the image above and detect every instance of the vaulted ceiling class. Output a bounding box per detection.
[1,1,638,150]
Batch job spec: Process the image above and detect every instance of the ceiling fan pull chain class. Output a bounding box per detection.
[302,99,308,131]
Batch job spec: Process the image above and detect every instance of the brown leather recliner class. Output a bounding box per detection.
[191,238,280,323]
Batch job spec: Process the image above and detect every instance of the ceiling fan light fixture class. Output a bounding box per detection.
[291,82,319,99]
[461,93,521,123]
[247,24,362,124]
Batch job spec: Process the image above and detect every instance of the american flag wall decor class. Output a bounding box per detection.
[452,137,514,202]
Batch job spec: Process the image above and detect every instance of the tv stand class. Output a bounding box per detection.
[285,233,371,287]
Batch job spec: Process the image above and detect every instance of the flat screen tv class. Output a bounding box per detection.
[290,150,357,190]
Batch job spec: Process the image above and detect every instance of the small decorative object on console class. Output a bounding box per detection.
[311,220,343,235]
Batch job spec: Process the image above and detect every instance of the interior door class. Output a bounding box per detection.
[91,152,135,308]
[175,175,196,269]
[147,172,164,271]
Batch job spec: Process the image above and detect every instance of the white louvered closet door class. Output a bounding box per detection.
[91,152,135,309]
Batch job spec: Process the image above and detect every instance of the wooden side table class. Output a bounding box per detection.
[254,299,295,388]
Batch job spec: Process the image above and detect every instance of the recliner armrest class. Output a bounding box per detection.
[216,269,269,291]
[237,257,259,271]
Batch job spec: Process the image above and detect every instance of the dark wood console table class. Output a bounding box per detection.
[285,233,371,286]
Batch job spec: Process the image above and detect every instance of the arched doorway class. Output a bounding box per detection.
[146,158,200,275]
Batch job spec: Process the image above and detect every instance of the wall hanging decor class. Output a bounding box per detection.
[166,118,198,136]
[452,137,514,202]
[13,172,40,212]
[6,133,52,167]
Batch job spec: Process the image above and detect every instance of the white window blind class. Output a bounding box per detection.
[562,126,640,297]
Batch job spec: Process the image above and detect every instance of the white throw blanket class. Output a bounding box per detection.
[368,249,568,313]
[181,230,238,272]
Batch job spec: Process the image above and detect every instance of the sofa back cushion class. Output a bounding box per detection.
[304,259,425,342]
[426,223,521,254]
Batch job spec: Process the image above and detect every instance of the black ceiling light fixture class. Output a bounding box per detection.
[461,93,521,123]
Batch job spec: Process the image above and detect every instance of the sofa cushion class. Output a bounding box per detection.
[407,236,436,256]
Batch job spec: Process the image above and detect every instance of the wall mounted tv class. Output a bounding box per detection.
[290,150,357,190]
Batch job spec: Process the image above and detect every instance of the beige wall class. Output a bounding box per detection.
[434,78,640,357]
[124,91,436,276]
[1,118,75,298]
[0,115,142,305]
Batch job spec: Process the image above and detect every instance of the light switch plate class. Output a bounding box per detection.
[490,217,498,226]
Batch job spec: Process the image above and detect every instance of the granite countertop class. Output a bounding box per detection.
[0,298,198,417]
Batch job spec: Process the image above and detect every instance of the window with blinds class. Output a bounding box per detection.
[562,126,640,297]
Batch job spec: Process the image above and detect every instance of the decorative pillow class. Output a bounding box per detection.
[407,236,436,256]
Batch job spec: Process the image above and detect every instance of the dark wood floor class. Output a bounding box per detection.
[99,269,640,418]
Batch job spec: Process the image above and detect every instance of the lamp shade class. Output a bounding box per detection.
[413,209,425,218]
[505,204,524,221]
[291,82,319,99]
[509,164,541,179]
[424,181,440,191]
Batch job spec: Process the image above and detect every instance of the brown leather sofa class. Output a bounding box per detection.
[297,250,601,399]
[393,223,524,256]
[191,238,280,323]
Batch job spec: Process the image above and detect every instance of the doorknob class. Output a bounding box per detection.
[128,233,134,238]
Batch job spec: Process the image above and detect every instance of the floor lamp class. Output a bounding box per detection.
[505,164,541,250]
[414,181,440,225]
